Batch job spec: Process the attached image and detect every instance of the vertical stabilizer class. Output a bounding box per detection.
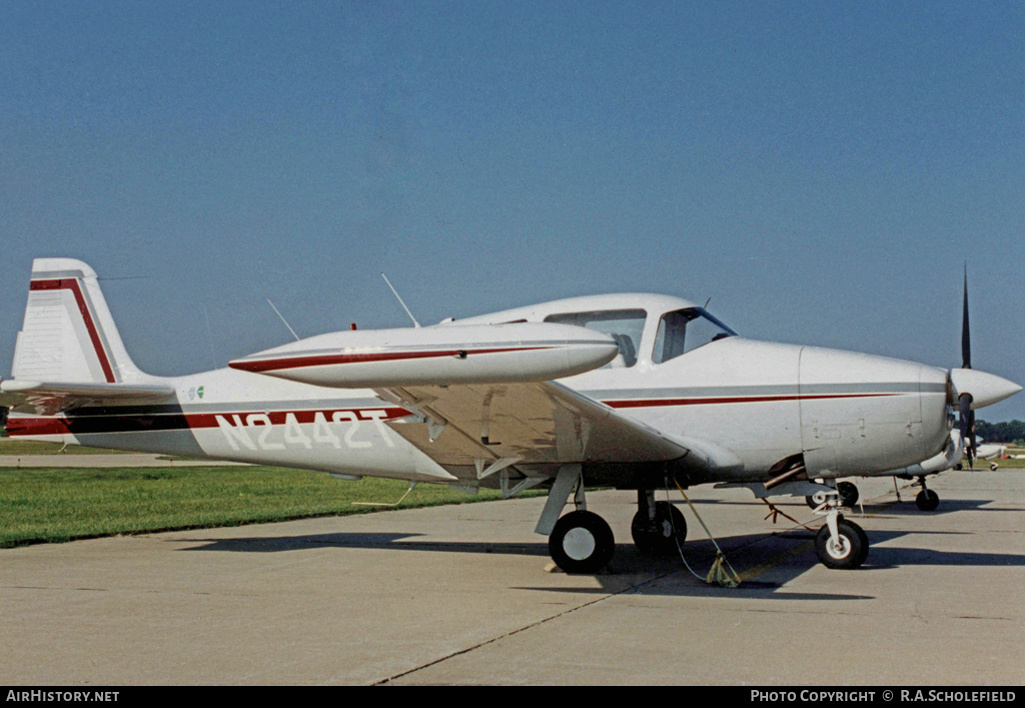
[12,258,145,383]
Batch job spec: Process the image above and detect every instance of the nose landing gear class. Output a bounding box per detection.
[815,511,869,569]
[805,480,860,509]
[915,477,940,511]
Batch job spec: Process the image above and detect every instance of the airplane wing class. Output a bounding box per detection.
[0,379,175,416]
[228,321,743,482]
[375,380,731,477]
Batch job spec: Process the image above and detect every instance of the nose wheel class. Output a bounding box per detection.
[912,476,940,511]
[805,480,859,509]
[837,481,859,507]
[814,510,869,569]
[916,489,940,511]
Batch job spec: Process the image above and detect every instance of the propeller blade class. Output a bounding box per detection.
[959,392,975,469]
[968,408,977,468]
[961,264,971,370]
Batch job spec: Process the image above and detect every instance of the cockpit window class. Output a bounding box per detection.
[544,309,646,367]
[653,308,736,364]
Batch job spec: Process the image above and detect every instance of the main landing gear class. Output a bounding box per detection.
[538,465,617,574]
[631,489,687,556]
[548,510,615,574]
[545,489,689,574]
[539,467,690,574]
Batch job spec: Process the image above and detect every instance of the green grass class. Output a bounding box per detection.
[0,464,521,548]
[2,439,1020,549]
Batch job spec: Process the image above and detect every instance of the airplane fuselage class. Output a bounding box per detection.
[6,302,952,490]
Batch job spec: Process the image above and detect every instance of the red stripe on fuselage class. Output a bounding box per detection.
[230,346,553,373]
[605,392,901,409]
[30,278,116,383]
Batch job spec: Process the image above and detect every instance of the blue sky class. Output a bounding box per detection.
[2,1,1023,420]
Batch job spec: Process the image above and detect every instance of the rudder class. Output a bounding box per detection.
[12,258,144,383]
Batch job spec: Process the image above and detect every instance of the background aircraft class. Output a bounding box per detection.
[1,259,1020,573]
[955,437,1006,471]
[808,430,1001,513]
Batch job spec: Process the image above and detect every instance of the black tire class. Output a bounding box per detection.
[631,501,687,555]
[916,489,940,511]
[549,510,615,574]
[815,519,869,570]
[806,490,830,509]
[838,481,859,507]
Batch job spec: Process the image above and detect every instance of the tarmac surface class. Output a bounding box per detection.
[1,466,1023,685]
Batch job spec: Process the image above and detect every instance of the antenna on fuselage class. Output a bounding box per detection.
[381,273,421,328]
[267,299,301,342]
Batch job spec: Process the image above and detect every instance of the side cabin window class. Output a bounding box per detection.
[653,308,736,364]
[544,309,646,367]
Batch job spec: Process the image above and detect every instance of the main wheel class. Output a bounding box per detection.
[815,518,869,569]
[549,510,615,574]
[838,481,859,507]
[915,489,940,511]
[631,501,687,555]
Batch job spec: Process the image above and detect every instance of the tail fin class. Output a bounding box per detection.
[12,258,146,384]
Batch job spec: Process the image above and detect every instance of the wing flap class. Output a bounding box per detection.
[379,381,692,469]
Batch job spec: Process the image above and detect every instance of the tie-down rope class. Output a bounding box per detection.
[668,474,743,588]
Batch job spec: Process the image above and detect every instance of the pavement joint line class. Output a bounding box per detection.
[373,507,902,686]
[373,567,679,686]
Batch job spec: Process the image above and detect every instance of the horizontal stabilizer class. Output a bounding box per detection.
[0,379,175,416]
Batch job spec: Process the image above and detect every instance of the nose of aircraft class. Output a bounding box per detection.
[949,368,1023,410]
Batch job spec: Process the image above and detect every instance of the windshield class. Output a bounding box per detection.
[544,309,646,367]
[653,308,736,364]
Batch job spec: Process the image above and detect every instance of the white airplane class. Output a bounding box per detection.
[974,442,1007,461]
[1,258,1020,573]
[954,437,1007,471]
